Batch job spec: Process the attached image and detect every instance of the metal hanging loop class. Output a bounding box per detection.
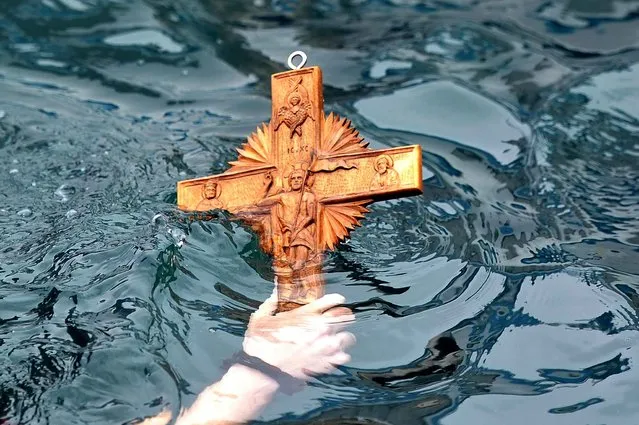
[287,51,307,70]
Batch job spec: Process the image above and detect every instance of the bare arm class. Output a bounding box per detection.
[255,172,282,208]
[175,365,278,425]
[138,365,276,425]
[138,293,355,425]
[256,193,282,208]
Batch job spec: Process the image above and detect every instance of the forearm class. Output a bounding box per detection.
[143,365,278,425]
[177,365,278,425]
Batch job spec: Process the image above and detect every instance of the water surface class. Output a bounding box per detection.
[1,0,639,424]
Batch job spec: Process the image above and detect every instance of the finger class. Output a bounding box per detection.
[310,332,356,357]
[252,288,278,318]
[308,317,344,336]
[297,293,346,315]
[279,313,353,339]
[327,351,352,367]
[323,306,353,318]
[316,314,356,335]
[303,361,336,376]
[322,311,355,325]
[335,331,356,350]
[306,354,351,375]
[310,334,342,355]
[274,323,330,343]
[314,332,356,356]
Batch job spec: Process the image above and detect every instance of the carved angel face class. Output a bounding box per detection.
[289,93,301,106]
[289,170,304,190]
[204,180,218,199]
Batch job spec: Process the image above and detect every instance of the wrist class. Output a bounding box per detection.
[221,351,305,395]
[223,364,280,395]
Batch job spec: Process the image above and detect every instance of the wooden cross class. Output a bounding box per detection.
[177,58,423,311]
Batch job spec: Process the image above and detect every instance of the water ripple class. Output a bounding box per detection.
[1,0,639,424]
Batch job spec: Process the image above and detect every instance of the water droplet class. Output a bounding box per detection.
[152,213,166,225]
[31,182,36,187]
[17,208,32,217]
[169,228,186,247]
[55,185,76,202]
[65,209,78,219]
[0,110,6,120]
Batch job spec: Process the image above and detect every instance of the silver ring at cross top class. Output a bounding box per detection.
[287,51,307,70]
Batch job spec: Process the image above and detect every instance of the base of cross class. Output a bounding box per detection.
[273,254,324,312]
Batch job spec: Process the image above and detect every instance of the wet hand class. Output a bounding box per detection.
[243,291,356,380]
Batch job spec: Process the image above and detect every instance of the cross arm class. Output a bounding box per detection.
[312,145,423,204]
[177,165,276,213]
[308,144,423,251]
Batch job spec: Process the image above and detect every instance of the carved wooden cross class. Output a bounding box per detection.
[177,61,423,311]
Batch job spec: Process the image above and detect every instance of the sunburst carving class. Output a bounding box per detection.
[319,200,371,251]
[228,123,274,171]
[226,114,377,252]
[319,112,369,156]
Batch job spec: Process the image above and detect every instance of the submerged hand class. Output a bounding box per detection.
[137,291,356,425]
[243,291,356,380]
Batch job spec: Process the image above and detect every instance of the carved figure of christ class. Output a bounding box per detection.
[255,169,317,273]
[177,65,423,311]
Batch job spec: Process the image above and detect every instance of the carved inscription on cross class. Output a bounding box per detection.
[177,65,423,311]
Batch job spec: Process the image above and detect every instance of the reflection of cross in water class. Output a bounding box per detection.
[177,63,423,311]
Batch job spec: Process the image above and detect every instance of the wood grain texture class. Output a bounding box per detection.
[177,65,423,311]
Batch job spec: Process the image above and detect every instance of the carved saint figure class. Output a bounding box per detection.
[274,77,315,139]
[369,154,400,191]
[257,166,317,271]
[197,179,224,210]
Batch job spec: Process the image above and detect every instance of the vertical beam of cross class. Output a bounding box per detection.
[177,61,423,312]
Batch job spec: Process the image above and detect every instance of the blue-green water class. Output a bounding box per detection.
[1,1,639,424]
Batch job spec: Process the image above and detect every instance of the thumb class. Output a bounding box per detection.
[253,286,278,318]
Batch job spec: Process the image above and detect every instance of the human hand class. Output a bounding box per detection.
[263,172,273,188]
[243,290,356,381]
[136,291,355,425]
